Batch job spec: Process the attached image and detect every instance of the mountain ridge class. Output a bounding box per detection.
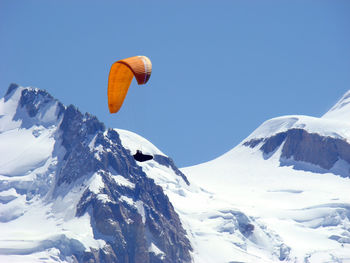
[182,89,350,262]
[0,84,192,263]
[1,83,350,262]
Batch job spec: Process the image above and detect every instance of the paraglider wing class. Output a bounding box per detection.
[108,56,152,113]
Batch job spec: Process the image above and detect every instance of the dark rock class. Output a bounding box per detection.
[244,128,350,178]
[243,138,264,148]
[279,244,291,260]
[234,212,254,238]
[4,83,20,100]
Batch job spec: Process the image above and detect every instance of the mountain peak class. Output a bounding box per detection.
[0,83,192,262]
[322,90,350,122]
[0,84,66,131]
[4,83,21,98]
[4,83,42,101]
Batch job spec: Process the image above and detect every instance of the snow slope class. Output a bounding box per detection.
[182,146,350,262]
[180,90,350,262]
[322,90,350,122]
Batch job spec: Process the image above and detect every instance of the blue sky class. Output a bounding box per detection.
[1,1,350,167]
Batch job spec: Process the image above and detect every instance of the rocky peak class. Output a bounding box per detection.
[0,84,192,263]
[3,84,65,129]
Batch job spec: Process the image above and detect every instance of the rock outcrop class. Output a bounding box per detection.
[244,128,350,177]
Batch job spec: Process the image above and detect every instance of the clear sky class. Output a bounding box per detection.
[1,1,350,167]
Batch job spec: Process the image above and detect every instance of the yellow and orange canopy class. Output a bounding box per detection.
[108,56,152,114]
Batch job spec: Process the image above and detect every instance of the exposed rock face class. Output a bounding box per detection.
[244,128,350,177]
[3,84,192,263]
[57,101,192,263]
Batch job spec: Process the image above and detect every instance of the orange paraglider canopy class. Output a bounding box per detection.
[108,56,152,114]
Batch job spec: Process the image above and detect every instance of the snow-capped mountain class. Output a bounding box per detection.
[1,83,350,263]
[0,84,192,263]
[182,92,350,262]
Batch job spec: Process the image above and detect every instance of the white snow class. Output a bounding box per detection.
[119,195,134,206]
[0,188,19,203]
[116,128,165,156]
[112,175,135,189]
[0,195,105,262]
[0,127,55,176]
[245,115,350,143]
[244,90,350,144]
[88,172,104,194]
[0,86,24,131]
[0,248,65,263]
[117,197,147,225]
[88,135,105,161]
[322,90,350,122]
[96,193,114,203]
[135,200,146,224]
[148,242,165,259]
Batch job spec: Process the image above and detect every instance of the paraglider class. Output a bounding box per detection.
[108,56,154,162]
[107,55,152,114]
[133,150,153,162]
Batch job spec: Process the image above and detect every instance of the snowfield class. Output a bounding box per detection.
[181,145,350,262]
